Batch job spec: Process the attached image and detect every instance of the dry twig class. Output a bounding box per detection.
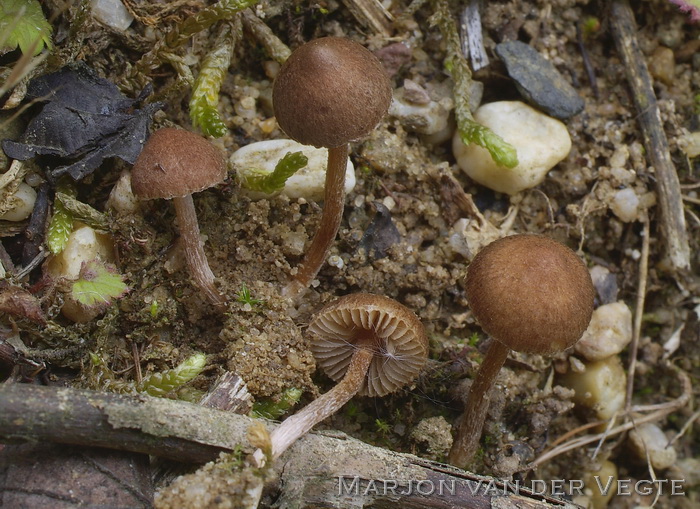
[609,0,690,271]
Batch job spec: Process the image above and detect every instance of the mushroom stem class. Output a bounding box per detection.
[172,195,225,311]
[448,340,510,468]
[282,145,348,300]
[269,343,373,459]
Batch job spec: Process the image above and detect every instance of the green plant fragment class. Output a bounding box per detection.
[125,0,259,93]
[55,191,108,231]
[48,198,73,255]
[190,23,235,137]
[70,259,129,311]
[139,353,207,397]
[252,387,303,419]
[241,151,308,195]
[0,0,53,56]
[431,0,518,169]
[236,283,264,307]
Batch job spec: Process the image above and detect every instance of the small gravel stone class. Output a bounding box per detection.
[575,301,633,362]
[628,423,677,470]
[648,46,676,86]
[495,41,584,120]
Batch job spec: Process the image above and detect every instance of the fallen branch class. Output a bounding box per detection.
[0,384,577,508]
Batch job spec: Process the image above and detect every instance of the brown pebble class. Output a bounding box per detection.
[648,46,675,86]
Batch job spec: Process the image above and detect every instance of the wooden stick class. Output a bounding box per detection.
[609,0,690,271]
[0,384,576,508]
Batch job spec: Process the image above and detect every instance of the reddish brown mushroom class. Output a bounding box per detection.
[273,37,392,300]
[448,234,595,468]
[131,128,226,311]
[267,293,427,460]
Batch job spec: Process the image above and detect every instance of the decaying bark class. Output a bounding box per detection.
[0,384,578,508]
[609,0,691,272]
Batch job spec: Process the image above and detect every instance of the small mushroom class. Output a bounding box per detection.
[131,128,227,311]
[267,293,428,460]
[273,37,392,300]
[448,234,595,468]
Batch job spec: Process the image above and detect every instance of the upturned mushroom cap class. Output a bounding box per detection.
[131,128,227,200]
[273,37,392,149]
[465,234,595,356]
[308,293,428,397]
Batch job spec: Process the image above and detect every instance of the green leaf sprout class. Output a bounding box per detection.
[236,283,264,307]
[47,188,75,255]
[138,353,207,397]
[252,387,303,420]
[70,259,129,312]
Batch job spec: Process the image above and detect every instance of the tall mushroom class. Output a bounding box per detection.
[448,234,595,468]
[131,128,227,311]
[273,37,392,300]
[267,293,427,460]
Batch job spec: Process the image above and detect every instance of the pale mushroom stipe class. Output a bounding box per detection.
[265,293,428,460]
[131,128,227,311]
[448,234,595,468]
[272,37,392,301]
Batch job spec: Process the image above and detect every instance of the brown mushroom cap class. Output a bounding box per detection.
[309,293,428,397]
[273,37,392,149]
[465,234,595,356]
[131,128,227,200]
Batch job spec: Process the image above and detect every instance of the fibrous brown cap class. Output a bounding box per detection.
[273,37,392,149]
[465,234,595,356]
[131,128,226,200]
[308,293,428,397]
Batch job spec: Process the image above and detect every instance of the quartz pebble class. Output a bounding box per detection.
[0,182,36,221]
[453,101,571,195]
[628,423,677,470]
[610,187,640,222]
[91,0,134,30]
[589,265,619,305]
[682,131,700,158]
[47,224,116,322]
[106,170,139,215]
[575,301,633,362]
[559,356,626,421]
[230,139,355,201]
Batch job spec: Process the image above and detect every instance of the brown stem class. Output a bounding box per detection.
[448,340,510,468]
[282,144,348,300]
[172,195,225,311]
[269,345,373,459]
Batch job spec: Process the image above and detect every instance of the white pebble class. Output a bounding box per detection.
[682,131,700,158]
[106,170,140,215]
[327,255,344,269]
[628,423,677,470]
[453,101,571,195]
[389,94,452,135]
[47,224,116,323]
[231,139,355,201]
[575,301,633,362]
[610,188,639,222]
[47,225,114,281]
[559,356,626,421]
[0,182,36,221]
[91,0,134,30]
